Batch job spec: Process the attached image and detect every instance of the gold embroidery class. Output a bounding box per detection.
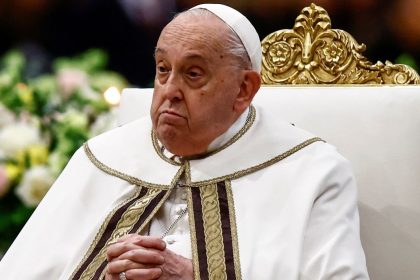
[189,137,324,187]
[71,164,185,280]
[152,105,256,163]
[226,180,242,280]
[84,143,170,189]
[110,188,161,242]
[84,137,323,189]
[185,161,201,280]
[69,187,143,280]
[135,166,186,234]
[78,188,163,279]
[200,184,228,279]
[151,129,182,166]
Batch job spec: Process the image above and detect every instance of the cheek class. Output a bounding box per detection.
[150,91,163,124]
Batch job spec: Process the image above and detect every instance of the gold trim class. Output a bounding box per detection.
[152,105,256,163]
[83,143,170,189]
[78,188,163,279]
[151,130,182,166]
[226,180,242,280]
[191,106,256,159]
[71,166,184,279]
[200,184,227,279]
[135,165,186,234]
[84,136,323,189]
[185,161,201,280]
[189,137,324,187]
[261,3,420,85]
[69,187,143,280]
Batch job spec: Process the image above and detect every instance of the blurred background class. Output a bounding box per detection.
[0,0,419,255]
[0,0,419,87]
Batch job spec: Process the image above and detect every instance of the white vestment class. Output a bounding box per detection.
[0,104,369,279]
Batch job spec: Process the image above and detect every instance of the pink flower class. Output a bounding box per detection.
[57,68,89,99]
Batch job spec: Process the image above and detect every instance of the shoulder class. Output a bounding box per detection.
[88,116,152,150]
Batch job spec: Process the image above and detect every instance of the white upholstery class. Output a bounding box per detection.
[118,86,420,280]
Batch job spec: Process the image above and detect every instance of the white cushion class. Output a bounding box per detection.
[118,86,420,280]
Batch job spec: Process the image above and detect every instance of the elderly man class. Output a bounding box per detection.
[0,4,369,280]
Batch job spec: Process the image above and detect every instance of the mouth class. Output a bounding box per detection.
[161,109,183,117]
[158,109,186,123]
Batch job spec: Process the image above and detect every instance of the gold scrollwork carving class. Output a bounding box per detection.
[261,3,420,84]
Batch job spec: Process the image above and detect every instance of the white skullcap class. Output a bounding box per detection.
[190,4,262,73]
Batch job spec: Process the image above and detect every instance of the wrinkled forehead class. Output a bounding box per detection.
[157,12,231,54]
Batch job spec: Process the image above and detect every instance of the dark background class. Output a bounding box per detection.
[1,0,419,86]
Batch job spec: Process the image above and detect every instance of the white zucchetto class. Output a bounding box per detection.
[190,3,262,73]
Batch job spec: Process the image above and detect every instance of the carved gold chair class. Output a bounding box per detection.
[261,3,419,85]
[118,4,420,279]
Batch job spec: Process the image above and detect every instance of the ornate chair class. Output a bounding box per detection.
[261,3,419,85]
[118,4,420,279]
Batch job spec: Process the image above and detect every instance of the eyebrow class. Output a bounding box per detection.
[154,47,166,57]
[154,48,210,64]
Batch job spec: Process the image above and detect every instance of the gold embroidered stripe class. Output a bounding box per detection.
[83,143,170,189]
[191,186,210,280]
[189,137,324,187]
[85,137,323,189]
[201,184,227,280]
[190,181,241,280]
[218,181,241,280]
[71,187,167,280]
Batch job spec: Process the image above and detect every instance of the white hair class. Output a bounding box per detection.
[175,9,252,70]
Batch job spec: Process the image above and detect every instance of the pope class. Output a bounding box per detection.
[0,4,369,280]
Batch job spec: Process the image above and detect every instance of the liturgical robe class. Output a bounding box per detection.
[0,105,369,279]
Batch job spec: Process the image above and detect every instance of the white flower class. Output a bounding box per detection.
[90,108,118,136]
[15,165,55,207]
[0,104,15,129]
[0,121,44,158]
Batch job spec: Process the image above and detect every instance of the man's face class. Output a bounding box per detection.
[151,14,244,157]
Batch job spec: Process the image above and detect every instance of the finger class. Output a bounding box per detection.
[107,241,141,261]
[118,248,165,265]
[126,267,162,280]
[107,258,151,274]
[107,235,166,261]
[124,235,166,251]
[114,233,139,243]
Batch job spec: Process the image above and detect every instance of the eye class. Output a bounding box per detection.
[157,65,168,74]
[188,71,200,78]
[187,68,203,79]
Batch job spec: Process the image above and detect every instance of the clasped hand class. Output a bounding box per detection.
[105,234,193,280]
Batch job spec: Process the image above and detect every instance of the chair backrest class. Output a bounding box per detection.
[118,4,420,280]
[259,5,420,279]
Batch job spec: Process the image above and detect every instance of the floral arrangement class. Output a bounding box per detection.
[0,49,128,253]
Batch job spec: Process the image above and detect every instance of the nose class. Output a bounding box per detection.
[162,73,183,102]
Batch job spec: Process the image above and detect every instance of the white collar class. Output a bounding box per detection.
[86,105,318,185]
[160,107,249,160]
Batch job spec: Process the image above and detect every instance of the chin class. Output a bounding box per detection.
[156,126,180,146]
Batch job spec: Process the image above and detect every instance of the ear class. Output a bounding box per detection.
[233,70,261,113]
